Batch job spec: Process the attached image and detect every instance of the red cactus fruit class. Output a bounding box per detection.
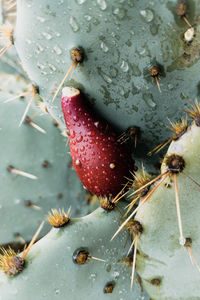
[61,87,135,197]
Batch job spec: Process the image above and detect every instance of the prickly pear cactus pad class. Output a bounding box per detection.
[0,87,91,245]
[14,0,200,164]
[0,206,149,300]
[135,122,200,299]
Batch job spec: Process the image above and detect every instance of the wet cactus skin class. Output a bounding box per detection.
[0,0,200,299]
[61,88,135,197]
[14,0,200,169]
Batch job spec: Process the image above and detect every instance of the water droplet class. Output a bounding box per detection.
[37,62,45,70]
[113,7,126,19]
[70,130,75,138]
[42,32,52,40]
[110,163,115,169]
[168,83,174,90]
[113,271,120,279]
[143,93,156,108]
[100,42,109,53]
[36,16,46,23]
[90,273,97,281]
[108,136,115,142]
[119,87,125,96]
[88,131,95,137]
[140,9,154,23]
[99,69,112,83]
[55,289,60,295]
[184,27,195,42]
[80,146,85,152]
[84,14,92,21]
[95,186,101,193]
[14,199,20,205]
[73,116,79,122]
[69,16,80,32]
[48,64,56,71]
[120,60,129,72]
[26,39,32,44]
[94,122,99,127]
[76,0,86,4]
[76,136,83,143]
[35,43,44,54]
[75,159,81,166]
[97,0,107,10]
[53,45,62,55]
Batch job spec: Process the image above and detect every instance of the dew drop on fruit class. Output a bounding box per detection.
[76,135,83,143]
[95,186,101,193]
[73,116,79,122]
[75,159,81,166]
[70,130,75,138]
[88,131,95,137]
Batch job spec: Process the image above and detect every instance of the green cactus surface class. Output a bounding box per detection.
[0,77,97,245]
[135,122,200,299]
[14,0,200,168]
[0,0,200,299]
[0,205,149,300]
